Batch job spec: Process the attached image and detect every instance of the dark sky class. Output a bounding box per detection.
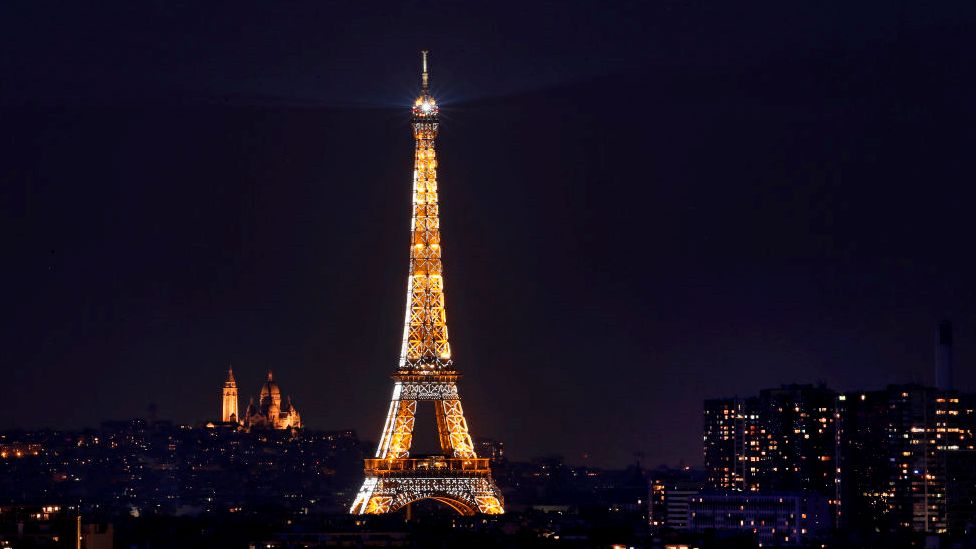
[2,1,975,468]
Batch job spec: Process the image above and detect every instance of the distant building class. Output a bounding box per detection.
[832,389,889,531]
[755,385,836,495]
[221,366,239,423]
[836,385,976,534]
[214,369,303,431]
[687,492,830,546]
[703,385,837,497]
[650,478,702,530]
[475,437,505,460]
[703,397,756,492]
[242,371,302,431]
[946,449,976,536]
[705,382,976,534]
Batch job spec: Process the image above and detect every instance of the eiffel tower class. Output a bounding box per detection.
[349,52,504,516]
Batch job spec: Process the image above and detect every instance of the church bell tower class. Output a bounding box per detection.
[222,366,239,423]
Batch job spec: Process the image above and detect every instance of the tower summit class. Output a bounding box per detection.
[403,49,448,372]
[350,52,504,516]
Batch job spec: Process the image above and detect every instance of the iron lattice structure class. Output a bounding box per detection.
[350,52,504,516]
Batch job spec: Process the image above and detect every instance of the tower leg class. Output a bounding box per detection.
[437,398,475,458]
[376,390,418,459]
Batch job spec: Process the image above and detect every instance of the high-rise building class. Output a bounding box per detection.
[834,385,976,533]
[221,366,239,423]
[702,326,976,535]
[703,398,758,492]
[945,449,976,536]
[754,385,836,495]
[832,389,890,530]
[833,324,976,533]
[704,385,836,497]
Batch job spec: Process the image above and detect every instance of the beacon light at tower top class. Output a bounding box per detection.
[413,94,437,115]
[412,50,438,117]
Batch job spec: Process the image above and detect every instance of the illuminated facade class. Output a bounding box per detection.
[754,385,836,495]
[350,52,504,516]
[221,367,239,423]
[213,370,304,431]
[703,397,757,492]
[835,386,976,534]
[242,371,302,431]
[704,386,837,497]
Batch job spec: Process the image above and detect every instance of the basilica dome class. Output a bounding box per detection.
[227,368,301,431]
[260,371,281,401]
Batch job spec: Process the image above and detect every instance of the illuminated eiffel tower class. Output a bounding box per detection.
[349,52,504,516]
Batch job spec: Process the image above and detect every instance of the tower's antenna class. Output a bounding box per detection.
[421,50,429,92]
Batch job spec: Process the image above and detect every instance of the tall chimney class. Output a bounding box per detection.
[936,321,953,391]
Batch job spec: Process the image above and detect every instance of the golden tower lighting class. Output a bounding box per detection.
[349,51,504,516]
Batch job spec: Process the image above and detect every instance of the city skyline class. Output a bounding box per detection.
[4,1,976,471]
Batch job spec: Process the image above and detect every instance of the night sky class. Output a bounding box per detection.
[3,1,975,468]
